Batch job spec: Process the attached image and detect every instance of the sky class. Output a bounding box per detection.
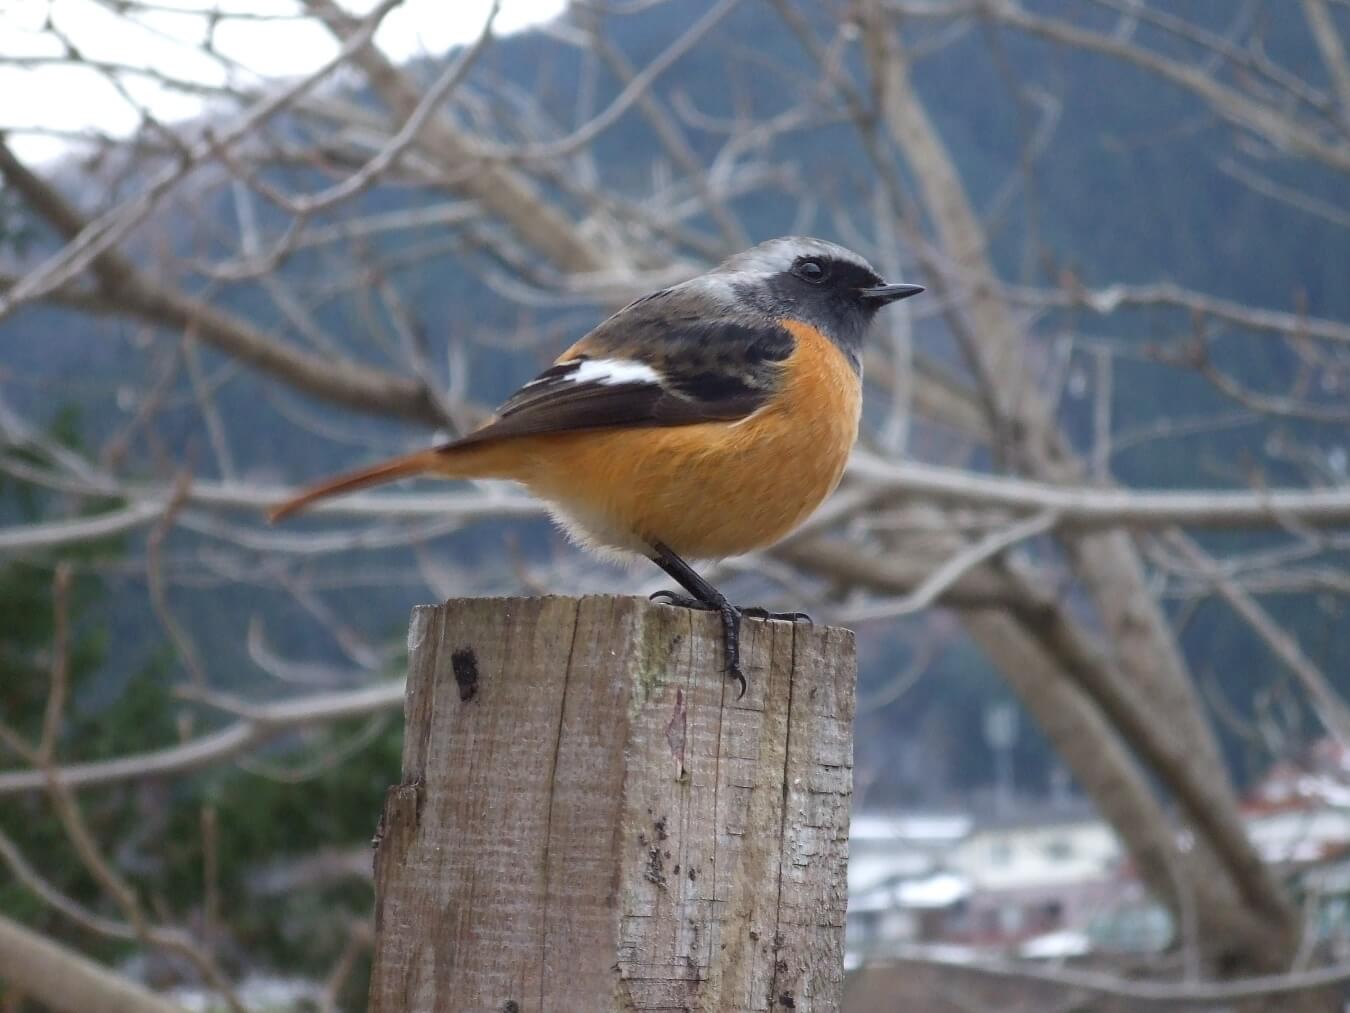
[0,0,567,163]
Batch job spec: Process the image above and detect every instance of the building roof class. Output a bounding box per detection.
[851,811,973,843]
[850,872,971,913]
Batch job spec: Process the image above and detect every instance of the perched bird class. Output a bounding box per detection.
[269,237,923,695]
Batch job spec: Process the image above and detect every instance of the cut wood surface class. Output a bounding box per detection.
[368,595,857,1013]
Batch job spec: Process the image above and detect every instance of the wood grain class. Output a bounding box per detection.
[368,595,856,1013]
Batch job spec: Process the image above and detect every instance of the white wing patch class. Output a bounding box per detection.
[568,358,662,386]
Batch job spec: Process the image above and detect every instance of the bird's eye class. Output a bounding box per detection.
[794,258,828,283]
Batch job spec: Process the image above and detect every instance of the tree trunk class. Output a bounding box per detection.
[847,0,1297,971]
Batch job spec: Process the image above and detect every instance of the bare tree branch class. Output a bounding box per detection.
[0,913,183,1013]
[985,0,1350,174]
[1303,0,1350,118]
[843,508,1057,620]
[0,141,448,425]
[5,460,1349,555]
[1166,533,1350,746]
[881,950,1350,1004]
[0,682,405,795]
[851,455,1350,530]
[1013,279,1350,349]
[0,0,405,318]
[300,0,624,275]
[6,449,1350,556]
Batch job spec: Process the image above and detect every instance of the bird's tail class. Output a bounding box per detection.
[267,441,523,523]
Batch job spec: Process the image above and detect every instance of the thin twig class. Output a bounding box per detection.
[842,509,1058,621]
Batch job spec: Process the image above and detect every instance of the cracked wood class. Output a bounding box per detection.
[368,595,856,1012]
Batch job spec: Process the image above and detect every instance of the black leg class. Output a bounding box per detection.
[648,542,747,699]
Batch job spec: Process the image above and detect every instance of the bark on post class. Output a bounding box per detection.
[368,595,856,1013]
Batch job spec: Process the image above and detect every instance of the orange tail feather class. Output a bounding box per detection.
[267,449,446,523]
[268,439,534,522]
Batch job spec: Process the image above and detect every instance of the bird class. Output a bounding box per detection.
[268,236,923,696]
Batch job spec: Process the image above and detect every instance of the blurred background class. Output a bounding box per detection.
[2,0,1349,1009]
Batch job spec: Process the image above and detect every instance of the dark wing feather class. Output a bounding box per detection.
[447,302,794,449]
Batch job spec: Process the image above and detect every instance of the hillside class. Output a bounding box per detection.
[4,0,1346,804]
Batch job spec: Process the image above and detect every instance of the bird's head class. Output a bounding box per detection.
[701,236,923,364]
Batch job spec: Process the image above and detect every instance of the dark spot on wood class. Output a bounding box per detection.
[688,866,697,882]
[502,1002,520,1013]
[749,930,759,941]
[776,959,789,975]
[779,993,796,1008]
[654,816,668,840]
[451,647,479,701]
[645,846,667,887]
[673,864,680,876]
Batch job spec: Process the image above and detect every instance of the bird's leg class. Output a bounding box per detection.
[648,542,747,699]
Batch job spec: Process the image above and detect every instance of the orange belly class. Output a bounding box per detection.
[510,319,861,559]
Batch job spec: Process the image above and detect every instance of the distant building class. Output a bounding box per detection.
[845,806,1156,965]
[849,811,971,895]
[1245,737,1350,864]
[845,804,1131,961]
[847,738,1350,969]
[949,807,1120,893]
[1243,737,1350,958]
[943,807,1125,949]
[846,812,970,965]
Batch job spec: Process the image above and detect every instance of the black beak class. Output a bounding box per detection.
[859,282,925,304]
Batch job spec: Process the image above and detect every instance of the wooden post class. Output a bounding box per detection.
[368,595,856,1013]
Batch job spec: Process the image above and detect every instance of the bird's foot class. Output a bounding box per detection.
[649,590,746,699]
[648,592,813,699]
[649,591,811,625]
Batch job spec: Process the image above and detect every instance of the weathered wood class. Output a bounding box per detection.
[368,595,856,1013]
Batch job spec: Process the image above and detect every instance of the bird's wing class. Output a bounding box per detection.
[451,294,795,447]
[267,295,796,522]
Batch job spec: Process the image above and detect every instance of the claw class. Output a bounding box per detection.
[729,667,747,700]
[650,589,706,610]
[716,600,747,700]
[740,606,813,624]
[649,591,806,698]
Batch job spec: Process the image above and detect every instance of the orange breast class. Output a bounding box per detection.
[517,319,861,559]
